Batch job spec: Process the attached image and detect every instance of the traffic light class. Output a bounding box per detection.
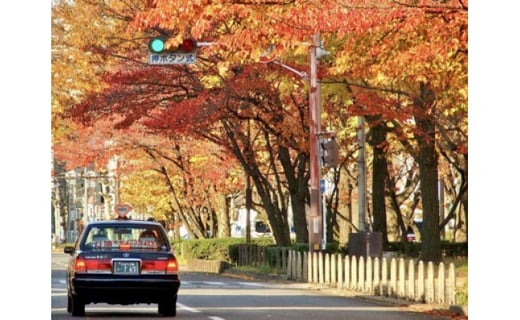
[149,36,167,53]
[148,36,198,54]
[320,138,339,167]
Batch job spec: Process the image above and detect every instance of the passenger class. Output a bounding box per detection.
[139,230,158,242]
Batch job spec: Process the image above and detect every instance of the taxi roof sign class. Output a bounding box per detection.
[114,204,131,219]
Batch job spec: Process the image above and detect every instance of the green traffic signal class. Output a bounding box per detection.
[149,37,166,53]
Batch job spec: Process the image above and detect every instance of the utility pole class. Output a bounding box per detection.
[245,119,252,244]
[308,33,323,252]
[357,116,367,232]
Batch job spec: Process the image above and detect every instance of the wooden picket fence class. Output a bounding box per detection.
[288,250,456,305]
[237,244,290,270]
[236,245,457,305]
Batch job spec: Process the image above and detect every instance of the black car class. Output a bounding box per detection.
[64,216,181,317]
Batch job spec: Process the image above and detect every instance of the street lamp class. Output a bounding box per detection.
[259,34,327,251]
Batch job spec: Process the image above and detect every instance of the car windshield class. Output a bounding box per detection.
[81,224,167,252]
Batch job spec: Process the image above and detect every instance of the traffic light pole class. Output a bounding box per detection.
[308,33,323,252]
[258,34,324,251]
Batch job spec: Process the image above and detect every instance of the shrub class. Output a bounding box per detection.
[171,237,467,263]
[172,237,275,262]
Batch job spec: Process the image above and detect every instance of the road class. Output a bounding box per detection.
[52,253,450,320]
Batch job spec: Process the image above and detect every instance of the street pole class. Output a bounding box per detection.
[245,120,252,244]
[308,33,323,252]
[259,35,323,250]
[357,116,367,232]
[246,178,252,243]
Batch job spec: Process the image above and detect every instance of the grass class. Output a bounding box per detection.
[445,257,468,305]
[233,264,286,275]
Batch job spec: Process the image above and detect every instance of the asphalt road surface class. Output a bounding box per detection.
[51,253,452,320]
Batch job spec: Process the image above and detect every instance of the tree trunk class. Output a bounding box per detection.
[415,83,442,263]
[222,121,292,246]
[219,193,231,237]
[279,149,308,243]
[339,171,354,244]
[462,153,468,239]
[366,115,390,249]
[253,175,292,246]
[291,189,308,243]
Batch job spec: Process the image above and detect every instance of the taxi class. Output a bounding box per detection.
[63,211,181,317]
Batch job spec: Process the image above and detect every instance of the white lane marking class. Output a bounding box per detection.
[51,292,67,297]
[208,317,226,320]
[86,306,157,311]
[52,303,203,314]
[204,281,225,286]
[84,303,201,313]
[51,306,159,313]
[237,282,262,287]
[177,302,201,313]
[182,281,264,287]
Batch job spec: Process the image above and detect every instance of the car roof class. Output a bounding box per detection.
[84,219,163,228]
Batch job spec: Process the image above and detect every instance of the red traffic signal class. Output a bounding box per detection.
[180,38,196,52]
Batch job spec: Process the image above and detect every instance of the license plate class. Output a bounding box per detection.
[113,260,140,275]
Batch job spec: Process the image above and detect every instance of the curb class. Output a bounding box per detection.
[449,304,468,316]
[221,268,289,282]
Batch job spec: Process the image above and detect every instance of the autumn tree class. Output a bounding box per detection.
[118,132,243,239]
[213,64,311,245]
[54,0,317,246]
[52,0,468,260]
[328,1,468,261]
